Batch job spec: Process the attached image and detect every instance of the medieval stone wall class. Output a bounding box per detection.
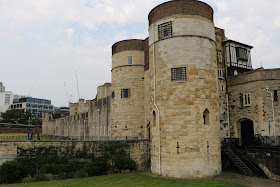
[148,2,221,177]
[228,69,280,137]
[0,140,150,171]
[215,27,229,140]
[111,40,145,140]
[43,97,111,140]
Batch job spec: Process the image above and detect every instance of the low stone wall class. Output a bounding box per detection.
[247,147,280,180]
[0,140,150,171]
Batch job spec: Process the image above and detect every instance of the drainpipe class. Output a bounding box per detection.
[266,87,276,145]
[79,119,81,140]
[84,119,86,141]
[152,24,161,176]
[226,94,230,138]
[98,109,100,140]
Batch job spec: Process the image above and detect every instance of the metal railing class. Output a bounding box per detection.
[0,134,59,141]
[254,134,280,147]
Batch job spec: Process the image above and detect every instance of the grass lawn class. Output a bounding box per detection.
[7,173,246,187]
[0,133,59,141]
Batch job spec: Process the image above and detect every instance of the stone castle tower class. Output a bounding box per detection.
[111,0,221,178]
[43,0,280,180]
[111,40,146,139]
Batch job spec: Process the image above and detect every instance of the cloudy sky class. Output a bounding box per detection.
[0,0,279,107]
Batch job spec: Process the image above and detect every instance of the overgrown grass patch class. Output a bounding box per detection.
[8,173,246,187]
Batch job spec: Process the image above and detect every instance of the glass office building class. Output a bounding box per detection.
[10,97,54,119]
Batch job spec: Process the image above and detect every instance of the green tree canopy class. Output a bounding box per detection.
[1,109,31,124]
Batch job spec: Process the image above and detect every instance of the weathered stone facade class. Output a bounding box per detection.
[43,0,280,179]
[228,69,280,138]
[147,1,221,177]
[43,83,111,140]
[111,40,145,139]
[0,140,150,171]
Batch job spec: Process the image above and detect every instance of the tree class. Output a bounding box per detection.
[1,109,31,124]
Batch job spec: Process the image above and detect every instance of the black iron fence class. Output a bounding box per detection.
[224,135,280,147]
[254,134,280,147]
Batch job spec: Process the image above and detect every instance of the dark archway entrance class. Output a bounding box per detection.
[241,119,254,146]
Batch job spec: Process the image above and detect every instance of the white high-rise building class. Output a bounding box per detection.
[0,82,27,115]
[0,82,5,92]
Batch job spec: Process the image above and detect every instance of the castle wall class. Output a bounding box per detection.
[215,27,229,140]
[43,97,111,140]
[0,140,150,171]
[97,83,111,100]
[148,1,221,178]
[228,69,280,138]
[111,40,145,139]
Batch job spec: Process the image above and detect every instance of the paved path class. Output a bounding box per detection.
[213,171,280,187]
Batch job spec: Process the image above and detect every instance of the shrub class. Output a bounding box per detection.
[0,160,25,184]
[73,168,88,178]
[33,173,53,182]
[22,175,35,183]
[39,163,61,174]
[115,158,137,172]
[86,157,109,176]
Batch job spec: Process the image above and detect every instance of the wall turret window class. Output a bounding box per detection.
[158,22,172,40]
[121,89,130,98]
[171,67,186,82]
[128,56,133,65]
[203,109,209,125]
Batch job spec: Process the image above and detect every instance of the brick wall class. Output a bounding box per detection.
[148,0,213,25]
[112,39,145,55]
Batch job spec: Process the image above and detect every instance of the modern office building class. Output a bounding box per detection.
[10,97,54,119]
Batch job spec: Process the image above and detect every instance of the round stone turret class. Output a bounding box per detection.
[148,0,221,178]
[111,39,145,139]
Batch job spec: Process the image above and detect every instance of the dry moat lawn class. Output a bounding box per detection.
[7,173,246,187]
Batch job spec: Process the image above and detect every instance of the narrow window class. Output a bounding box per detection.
[112,91,115,99]
[158,22,172,40]
[121,89,130,98]
[217,51,222,62]
[171,67,186,82]
[243,93,252,106]
[152,111,156,127]
[274,90,278,101]
[218,69,223,78]
[128,56,133,65]
[203,109,209,125]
